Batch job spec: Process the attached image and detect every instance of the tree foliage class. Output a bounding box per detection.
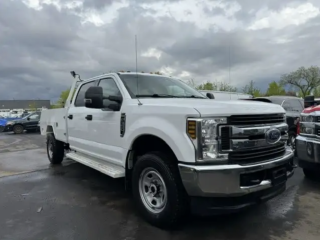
[242,80,261,97]
[196,81,237,92]
[280,66,320,97]
[265,81,285,96]
[51,89,70,108]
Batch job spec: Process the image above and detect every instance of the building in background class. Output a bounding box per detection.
[0,100,51,113]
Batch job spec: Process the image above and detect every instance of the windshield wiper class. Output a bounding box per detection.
[183,95,206,99]
[136,94,178,98]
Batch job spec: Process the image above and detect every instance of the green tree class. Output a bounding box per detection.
[242,80,261,97]
[280,66,320,98]
[196,81,237,92]
[51,89,71,108]
[265,81,286,96]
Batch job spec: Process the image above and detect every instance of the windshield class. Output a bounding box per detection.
[119,74,206,98]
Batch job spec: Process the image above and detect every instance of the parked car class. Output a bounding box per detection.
[4,111,41,134]
[243,96,304,150]
[39,71,294,228]
[296,95,320,179]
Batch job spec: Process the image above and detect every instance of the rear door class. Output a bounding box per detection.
[67,80,97,154]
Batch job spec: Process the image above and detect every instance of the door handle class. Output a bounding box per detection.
[85,115,92,121]
[68,114,73,120]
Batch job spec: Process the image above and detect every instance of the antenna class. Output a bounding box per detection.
[135,35,142,105]
[228,37,231,100]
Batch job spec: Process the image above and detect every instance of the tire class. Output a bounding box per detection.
[13,124,24,134]
[46,133,65,164]
[303,169,319,180]
[132,151,189,229]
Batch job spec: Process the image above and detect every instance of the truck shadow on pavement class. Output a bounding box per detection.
[43,163,320,240]
[1,157,320,240]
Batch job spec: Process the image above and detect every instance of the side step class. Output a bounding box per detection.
[66,152,125,178]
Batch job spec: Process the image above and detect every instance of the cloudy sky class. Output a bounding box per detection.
[1,0,319,102]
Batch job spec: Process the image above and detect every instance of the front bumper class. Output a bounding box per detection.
[178,147,294,198]
[2,125,13,132]
[296,135,320,170]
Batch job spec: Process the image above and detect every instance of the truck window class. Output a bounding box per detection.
[98,78,122,107]
[281,100,293,111]
[290,99,304,112]
[74,81,96,107]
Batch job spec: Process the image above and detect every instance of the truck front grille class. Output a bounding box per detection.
[229,144,286,165]
[228,114,285,125]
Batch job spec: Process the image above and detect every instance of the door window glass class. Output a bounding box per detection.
[98,78,122,107]
[74,81,96,107]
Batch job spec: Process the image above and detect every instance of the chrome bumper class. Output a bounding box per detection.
[296,135,320,164]
[178,148,294,197]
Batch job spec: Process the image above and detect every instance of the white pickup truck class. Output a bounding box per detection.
[40,72,295,228]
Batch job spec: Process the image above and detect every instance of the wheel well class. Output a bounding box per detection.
[127,134,178,170]
[46,125,54,134]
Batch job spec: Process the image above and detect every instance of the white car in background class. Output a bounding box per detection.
[199,90,253,100]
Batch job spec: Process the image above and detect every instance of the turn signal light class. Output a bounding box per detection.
[187,120,197,139]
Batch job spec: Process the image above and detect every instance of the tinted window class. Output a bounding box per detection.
[98,78,122,107]
[290,99,303,112]
[281,100,293,111]
[29,112,41,120]
[74,81,96,107]
[119,74,205,98]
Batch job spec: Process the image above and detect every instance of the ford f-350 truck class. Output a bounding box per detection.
[39,72,295,228]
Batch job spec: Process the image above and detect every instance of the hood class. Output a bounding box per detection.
[138,98,285,117]
[303,105,320,114]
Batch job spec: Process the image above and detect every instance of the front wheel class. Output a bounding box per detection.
[46,133,65,164]
[132,151,189,229]
[13,125,24,134]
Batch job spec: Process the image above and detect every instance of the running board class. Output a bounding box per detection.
[66,152,125,178]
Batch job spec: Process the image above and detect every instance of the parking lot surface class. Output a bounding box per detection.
[0,133,320,240]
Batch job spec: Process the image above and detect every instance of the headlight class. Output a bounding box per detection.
[300,126,315,135]
[6,121,14,125]
[187,117,228,162]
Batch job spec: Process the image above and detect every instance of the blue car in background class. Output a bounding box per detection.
[0,112,30,132]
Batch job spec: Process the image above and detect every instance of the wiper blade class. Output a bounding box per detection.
[183,95,206,99]
[136,94,178,98]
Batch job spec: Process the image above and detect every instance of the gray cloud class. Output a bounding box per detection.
[0,0,320,101]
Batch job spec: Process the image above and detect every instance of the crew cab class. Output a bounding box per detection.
[39,72,295,228]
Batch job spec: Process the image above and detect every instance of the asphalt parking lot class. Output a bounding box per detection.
[0,133,320,240]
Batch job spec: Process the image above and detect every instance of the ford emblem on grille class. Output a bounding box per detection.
[265,128,281,144]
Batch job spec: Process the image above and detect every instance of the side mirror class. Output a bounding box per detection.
[206,93,215,99]
[108,95,123,104]
[84,86,104,109]
[108,103,121,111]
[27,117,30,121]
[304,95,315,108]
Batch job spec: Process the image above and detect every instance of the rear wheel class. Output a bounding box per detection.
[132,151,189,229]
[13,124,24,134]
[46,133,65,164]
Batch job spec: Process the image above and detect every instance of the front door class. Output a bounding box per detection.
[25,112,41,129]
[88,77,124,166]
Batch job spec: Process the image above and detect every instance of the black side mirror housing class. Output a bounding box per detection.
[304,95,315,108]
[108,103,121,111]
[27,117,30,121]
[206,93,215,99]
[84,86,104,109]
